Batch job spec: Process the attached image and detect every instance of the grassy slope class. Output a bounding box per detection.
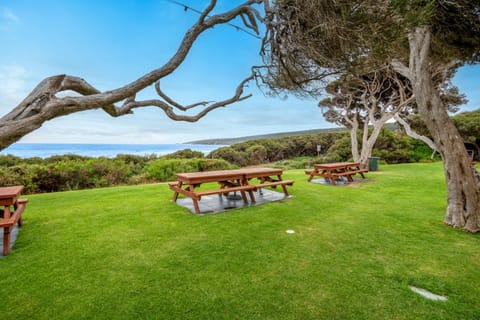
[0,163,479,319]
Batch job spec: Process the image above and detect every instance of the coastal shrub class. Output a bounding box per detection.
[87,158,131,186]
[127,173,156,185]
[261,140,285,161]
[373,129,414,163]
[162,149,205,159]
[209,147,249,167]
[326,136,352,162]
[0,154,234,192]
[115,154,159,167]
[0,154,22,167]
[410,139,438,162]
[273,157,317,170]
[32,161,93,192]
[43,154,91,163]
[0,164,38,193]
[209,132,349,166]
[144,158,234,182]
[26,159,135,192]
[246,144,267,165]
[32,165,71,192]
[196,158,235,171]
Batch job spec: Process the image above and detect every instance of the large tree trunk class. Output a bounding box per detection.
[359,122,383,167]
[400,27,480,232]
[349,115,360,162]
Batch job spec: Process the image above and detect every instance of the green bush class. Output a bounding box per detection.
[162,149,205,159]
[273,157,318,170]
[0,154,22,167]
[209,147,249,167]
[410,140,439,162]
[0,164,39,193]
[0,154,235,193]
[372,129,414,163]
[246,144,267,165]
[209,132,349,166]
[143,158,234,182]
[115,154,158,167]
[326,135,352,162]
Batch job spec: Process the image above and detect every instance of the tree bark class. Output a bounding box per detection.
[394,27,480,232]
[345,113,360,162]
[359,122,382,167]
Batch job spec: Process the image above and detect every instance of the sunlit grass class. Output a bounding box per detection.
[0,162,479,319]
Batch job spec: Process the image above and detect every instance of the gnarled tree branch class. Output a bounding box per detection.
[0,0,262,150]
[113,72,254,121]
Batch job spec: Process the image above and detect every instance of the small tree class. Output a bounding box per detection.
[320,65,414,167]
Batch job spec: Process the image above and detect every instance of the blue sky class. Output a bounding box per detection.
[0,1,479,144]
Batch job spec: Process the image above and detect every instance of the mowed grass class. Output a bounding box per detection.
[0,163,479,319]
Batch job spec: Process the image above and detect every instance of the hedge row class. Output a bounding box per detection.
[0,155,233,194]
[208,128,438,167]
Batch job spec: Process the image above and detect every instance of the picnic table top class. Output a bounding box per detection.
[314,162,360,170]
[175,168,284,184]
[0,186,24,201]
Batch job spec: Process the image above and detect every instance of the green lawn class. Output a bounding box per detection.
[0,163,479,319]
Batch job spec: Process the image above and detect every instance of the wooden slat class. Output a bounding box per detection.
[195,185,255,197]
[253,180,294,189]
[168,184,197,199]
[0,202,27,228]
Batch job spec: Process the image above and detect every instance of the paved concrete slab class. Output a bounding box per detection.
[175,189,292,214]
[310,177,367,186]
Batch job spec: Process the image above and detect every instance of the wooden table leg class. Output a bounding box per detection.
[170,181,181,202]
[1,206,12,255]
[277,175,289,195]
[242,177,256,203]
[13,203,22,227]
[3,205,11,219]
[3,227,10,256]
[307,173,315,182]
[247,189,256,202]
[188,185,201,214]
[328,173,337,185]
[240,191,249,203]
[235,179,249,204]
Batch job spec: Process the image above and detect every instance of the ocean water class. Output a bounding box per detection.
[0,143,224,159]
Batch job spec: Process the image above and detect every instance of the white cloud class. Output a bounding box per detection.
[2,7,19,23]
[0,65,28,115]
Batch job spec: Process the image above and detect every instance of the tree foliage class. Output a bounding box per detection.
[452,109,480,144]
[261,0,480,232]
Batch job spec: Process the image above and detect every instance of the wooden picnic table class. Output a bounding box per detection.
[169,168,294,214]
[0,185,28,256]
[305,162,368,185]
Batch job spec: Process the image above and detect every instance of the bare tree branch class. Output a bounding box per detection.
[154,81,212,111]
[114,72,254,122]
[0,0,262,150]
[394,114,438,157]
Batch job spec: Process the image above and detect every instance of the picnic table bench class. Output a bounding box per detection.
[0,185,28,256]
[169,168,294,213]
[305,162,368,185]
